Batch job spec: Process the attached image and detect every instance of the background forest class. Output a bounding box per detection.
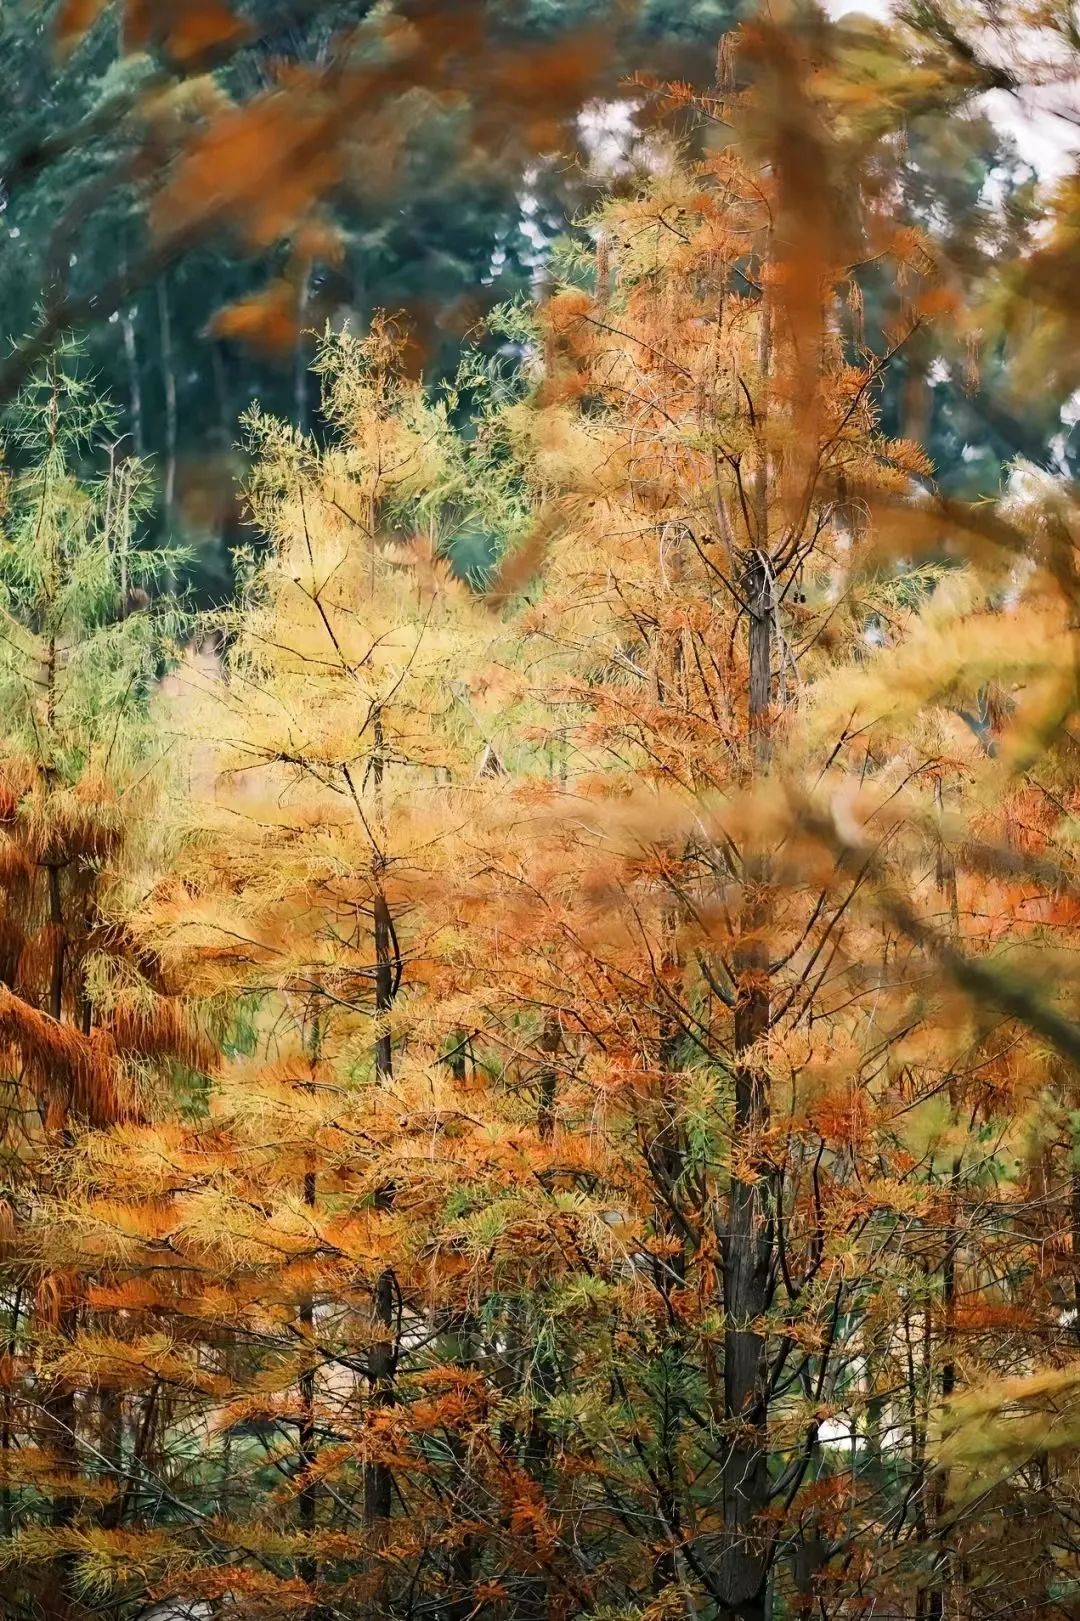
[5,1,1080,1619]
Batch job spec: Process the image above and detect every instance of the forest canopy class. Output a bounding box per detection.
[3,2,1080,1619]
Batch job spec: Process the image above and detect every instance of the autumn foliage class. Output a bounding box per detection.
[5,6,1080,1621]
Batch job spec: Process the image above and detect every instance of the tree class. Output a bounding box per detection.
[0,358,210,1617]
[10,11,1080,1620]
[2,0,1052,616]
[15,23,958,1619]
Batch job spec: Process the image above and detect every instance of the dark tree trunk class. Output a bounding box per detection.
[364,1266,396,1528]
[373,893,394,1086]
[299,1168,320,1612]
[537,1013,560,1142]
[717,552,774,1620]
[653,995,688,1596]
[366,717,398,1540]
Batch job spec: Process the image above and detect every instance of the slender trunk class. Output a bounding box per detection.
[915,1304,939,1621]
[46,631,57,732]
[121,298,145,458]
[40,760,78,1604]
[367,718,397,1538]
[45,1299,78,1532]
[718,552,774,1621]
[924,784,960,1619]
[119,464,132,617]
[363,1266,396,1529]
[373,892,394,1086]
[157,275,177,512]
[47,864,64,1026]
[653,990,688,1596]
[1,1287,20,1537]
[446,1316,479,1621]
[295,267,311,431]
[372,715,396,1088]
[520,1339,557,1620]
[595,230,610,310]
[97,1386,124,1528]
[537,1013,560,1143]
[115,1377,159,1529]
[157,274,178,594]
[299,1168,319,1610]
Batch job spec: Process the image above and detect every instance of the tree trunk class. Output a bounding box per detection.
[653,990,688,1597]
[718,551,774,1620]
[537,1013,560,1143]
[373,893,394,1087]
[157,273,178,596]
[445,1315,479,1621]
[97,1385,124,1528]
[295,266,311,432]
[363,1266,396,1529]
[1,1287,20,1538]
[366,716,397,1540]
[121,297,145,458]
[299,1168,320,1612]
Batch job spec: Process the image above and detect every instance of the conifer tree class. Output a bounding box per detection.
[0,356,208,1617]
[18,16,1080,1621]
[81,27,967,1618]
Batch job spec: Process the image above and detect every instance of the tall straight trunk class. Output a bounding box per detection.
[373,892,394,1086]
[446,1315,479,1621]
[520,1339,557,1621]
[299,1168,320,1609]
[923,784,961,1620]
[157,273,178,594]
[45,862,77,1519]
[0,1288,20,1539]
[366,718,397,1534]
[363,1265,396,1528]
[718,551,774,1621]
[121,296,145,458]
[653,988,688,1596]
[157,275,177,512]
[295,267,311,432]
[372,715,395,1088]
[521,993,567,1610]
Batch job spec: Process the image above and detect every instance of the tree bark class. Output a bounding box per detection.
[366,716,398,1539]
[717,551,774,1620]
[121,296,145,458]
[299,1168,320,1612]
[363,1266,396,1529]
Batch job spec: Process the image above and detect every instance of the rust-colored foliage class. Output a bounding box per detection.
[13,7,1080,1620]
[59,0,250,61]
[55,0,109,51]
[151,82,343,251]
[210,278,302,355]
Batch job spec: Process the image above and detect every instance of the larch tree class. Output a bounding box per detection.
[0,356,212,1618]
[117,20,962,1618]
[37,318,538,1618]
[15,13,1080,1621]
[440,104,922,1621]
